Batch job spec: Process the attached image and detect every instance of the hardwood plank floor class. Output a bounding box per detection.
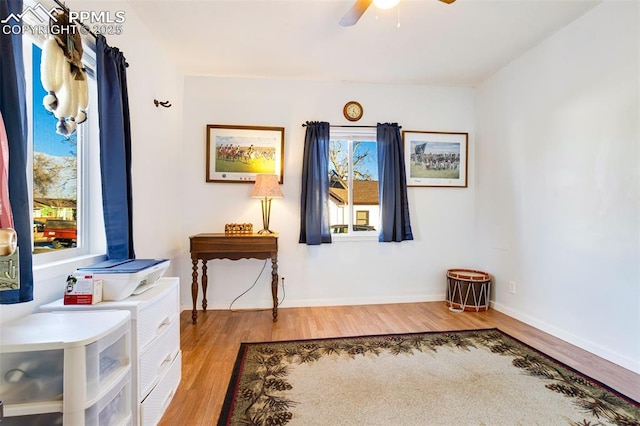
[159,303,640,425]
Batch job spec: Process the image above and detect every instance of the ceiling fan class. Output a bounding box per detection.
[339,0,456,27]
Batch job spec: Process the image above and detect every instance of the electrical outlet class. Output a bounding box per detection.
[508,280,516,294]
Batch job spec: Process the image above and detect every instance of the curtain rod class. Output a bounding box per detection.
[52,0,98,40]
[301,124,377,128]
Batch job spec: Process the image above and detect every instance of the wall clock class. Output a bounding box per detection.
[343,101,363,122]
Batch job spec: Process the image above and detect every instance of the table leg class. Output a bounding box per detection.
[271,254,278,322]
[191,259,198,324]
[202,260,208,311]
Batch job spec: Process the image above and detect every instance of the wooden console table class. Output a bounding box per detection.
[189,233,279,324]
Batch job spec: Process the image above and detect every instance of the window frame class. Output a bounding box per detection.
[328,128,379,242]
[21,7,106,277]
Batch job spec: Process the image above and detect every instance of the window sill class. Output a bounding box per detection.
[33,253,107,282]
[331,234,379,242]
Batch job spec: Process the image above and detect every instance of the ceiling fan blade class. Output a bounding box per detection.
[339,0,373,27]
[438,0,456,4]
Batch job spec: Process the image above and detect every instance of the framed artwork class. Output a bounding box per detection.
[402,131,468,187]
[206,124,285,183]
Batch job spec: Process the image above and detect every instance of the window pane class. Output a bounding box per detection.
[329,139,349,202]
[32,44,78,254]
[351,141,378,232]
[329,140,348,233]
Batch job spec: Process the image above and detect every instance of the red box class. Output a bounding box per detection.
[64,275,103,305]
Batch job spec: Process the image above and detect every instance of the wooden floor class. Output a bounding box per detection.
[158,302,640,425]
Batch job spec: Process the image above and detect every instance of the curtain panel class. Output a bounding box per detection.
[96,35,135,260]
[299,121,332,245]
[377,123,413,242]
[0,0,34,303]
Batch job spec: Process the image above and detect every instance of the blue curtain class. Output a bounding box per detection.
[377,123,413,242]
[0,0,34,303]
[299,121,332,245]
[95,35,135,259]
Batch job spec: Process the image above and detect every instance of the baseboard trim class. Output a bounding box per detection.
[491,301,640,374]
[181,293,446,313]
[277,294,446,308]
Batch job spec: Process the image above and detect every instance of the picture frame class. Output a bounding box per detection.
[206,124,285,183]
[402,131,468,187]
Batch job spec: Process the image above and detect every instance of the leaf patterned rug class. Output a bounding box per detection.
[218,328,640,426]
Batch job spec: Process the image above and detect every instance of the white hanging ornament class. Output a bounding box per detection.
[41,36,64,112]
[40,11,90,137]
[54,63,73,120]
[66,118,77,135]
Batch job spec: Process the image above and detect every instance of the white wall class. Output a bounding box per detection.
[180,78,475,312]
[0,1,183,323]
[474,1,639,372]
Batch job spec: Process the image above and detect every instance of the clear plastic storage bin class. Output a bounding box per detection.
[85,370,131,425]
[0,311,132,425]
[85,319,130,401]
[0,349,63,404]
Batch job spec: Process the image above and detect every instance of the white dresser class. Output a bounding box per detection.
[39,277,182,426]
[0,310,132,425]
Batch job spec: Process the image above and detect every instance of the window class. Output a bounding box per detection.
[355,210,369,226]
[328,130,379,237]
[23,27,105,265]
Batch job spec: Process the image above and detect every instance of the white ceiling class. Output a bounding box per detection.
[127,0,601,87]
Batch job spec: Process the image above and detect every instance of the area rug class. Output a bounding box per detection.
[218,328,640,425]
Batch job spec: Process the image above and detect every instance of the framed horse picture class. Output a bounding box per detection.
[206,124,285,183]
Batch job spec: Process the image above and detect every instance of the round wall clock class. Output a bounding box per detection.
[343,101,363,122]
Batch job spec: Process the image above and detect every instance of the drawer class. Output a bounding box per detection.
[137,283,179,352]
[140,351,181,426]
[92,370,130,426]
[84,319,131,403]
[71,369,131,426]
[0,349,63,404]
[139,319,180,399]
[3,375,132,426]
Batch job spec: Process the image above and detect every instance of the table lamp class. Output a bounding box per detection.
[251,174,283,234]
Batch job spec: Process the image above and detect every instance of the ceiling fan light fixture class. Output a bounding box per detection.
[373,0,400,10]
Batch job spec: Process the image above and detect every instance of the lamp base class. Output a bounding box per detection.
[257,198,276,235]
